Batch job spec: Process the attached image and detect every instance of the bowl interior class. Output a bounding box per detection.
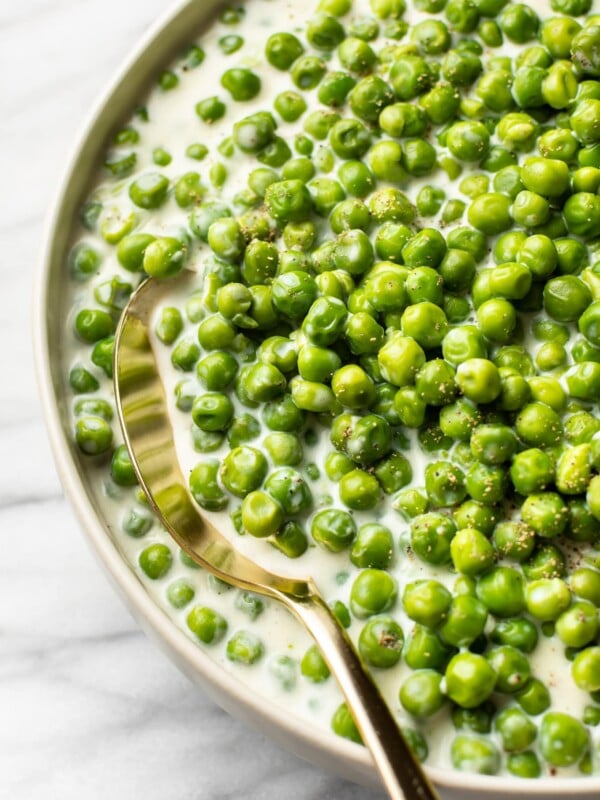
[34,1,600,796]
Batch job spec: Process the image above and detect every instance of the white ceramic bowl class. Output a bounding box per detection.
[33,1,600,796]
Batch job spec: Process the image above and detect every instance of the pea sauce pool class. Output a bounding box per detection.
[64,0,600,780]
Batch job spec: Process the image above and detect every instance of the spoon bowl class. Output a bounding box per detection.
[114,273,439,800]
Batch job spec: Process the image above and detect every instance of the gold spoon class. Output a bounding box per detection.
[113,273,439,800]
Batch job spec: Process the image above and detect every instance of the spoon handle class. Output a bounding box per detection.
[288,590,439,800]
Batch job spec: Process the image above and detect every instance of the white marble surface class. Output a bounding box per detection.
[1,1,386,797]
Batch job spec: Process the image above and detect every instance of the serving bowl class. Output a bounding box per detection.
[34,0,600,796]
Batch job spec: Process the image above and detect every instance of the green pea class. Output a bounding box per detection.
[572,646,600,692]
[439,594,488,648]
[467,192,512,235]
[301,644,330,682]
[110,444,137,487]
[389,55,433,101]
[453,500,500,537]
[74,308,114,344]
[377,334,424,388]
[122,507,153,538]
[75,415,113,455]
[491,617,538,653]
[187,606,227,644]
[167,579,195,609]
[311,508,356,552]
[486,645,531,694]
[572,24,600,77]
[556,601,598,648]
[265,32,304,70]
[526,578,571,621]
[349,523,393,569]
[291,55,327,90]
[350,568,397,619]
[450,528,495,576]
[456,358,501,403]
[516,677,551,716]
[241,490,284,538]
[128,173,169,210]
[410,512,457,566]
[226,630,264,664]
[515,402,562,447]
[359,615,404,668]
[271,520,308,559]
[492,519,535,562]
[450,733,500,775]
[424,461,466,508]
[139,543,172,580]
[143,237,187,279]
[494,707,537,752]
[400,669,445,718]
[331,702,361,744]
[220,446,267,497]
[521,492,568,538]
[69,365,99,394]
[402,580,451,628]
[369,187,416,225]
[540,712,589,767]
[446,652,497,709]
[571,568,600,606]
[477,566,526,617]
[465,462,507,506]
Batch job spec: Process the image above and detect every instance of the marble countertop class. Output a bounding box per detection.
[1,0,386,797]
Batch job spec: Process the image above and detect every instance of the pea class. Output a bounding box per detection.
[571,568,600,606]
[220,446,267,498]
[494,707,537,752]
[139,543,172,580]
[75,416,113,455]
[572,647,600,692]
[453,500,500,537]
[450,528,495,577]
[378,334,426,388]
[526,578,571,621]
[331,703,361,744]
[450,733,500,775]
[402,580,451,628]
[350,568,398,619]
[358,615,404,668]
[226,630,264,664]
[486,645,531,694]
[445,652,497,709]
[187,606,227,644]
[69,366,99,394]
[521,492,568,538]
[555,601,599,648]
[400,669,445,719]
[540,712,589,767]
[311,508,356,552]
[456,358,502,404]
[514,678,550,718]
[122,507,153,538]
[440,595,488,648]
[477,566,526,617]
[167,579,195,609]
[301,645,330,682]
[491,618,538,654]
[265,32,304,70]
[410,512,456,566]
[515,402,562,447]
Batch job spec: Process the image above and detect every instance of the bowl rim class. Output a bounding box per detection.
[32,0,600,793]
